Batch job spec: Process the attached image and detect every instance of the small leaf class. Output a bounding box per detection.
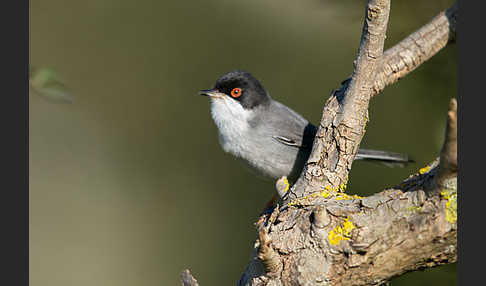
[30,67,73,103]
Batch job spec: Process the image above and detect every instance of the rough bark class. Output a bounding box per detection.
[372,3,457,97]
[238,99,457,286]
[284,1,457,204]
[182,2,457,285]
[284,0,391,204]
[239,1,458,284]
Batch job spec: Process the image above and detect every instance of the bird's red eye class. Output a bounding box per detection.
[230,88,242,98]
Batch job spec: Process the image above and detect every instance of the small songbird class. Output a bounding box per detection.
[200,70,410,184]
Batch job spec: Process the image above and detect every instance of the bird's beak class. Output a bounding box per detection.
[199,89,223,98]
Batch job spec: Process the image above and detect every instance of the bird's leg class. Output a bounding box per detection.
[275,176,290,198]
[261,193,279,215]
[260,176,290,215]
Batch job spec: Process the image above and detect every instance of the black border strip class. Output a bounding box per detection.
[0,0,29,285]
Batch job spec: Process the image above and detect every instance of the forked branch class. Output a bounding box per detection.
[182,2,457,285]
[237,100,457,286]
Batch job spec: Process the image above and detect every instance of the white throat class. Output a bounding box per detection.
[210,97,253,155]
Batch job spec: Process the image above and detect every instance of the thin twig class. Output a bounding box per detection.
[432,98,458,194]
[373,3,457,96]
[181,269,200,286]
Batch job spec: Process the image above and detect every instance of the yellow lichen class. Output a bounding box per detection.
[406,205,422,213]
[419,165,431,175]
[440,189,457,223]
[335,192,364,200]
[328,217,356,245]
[287,183,364,207]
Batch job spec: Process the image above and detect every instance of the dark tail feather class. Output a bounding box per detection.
[356,148,413,167]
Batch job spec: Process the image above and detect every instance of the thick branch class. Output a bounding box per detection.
[283,2,456,205]
[183,3,458,286]
[239,161,457,285]
[236,1,457,285]
[285,0,391,203]
[239,106,457,284]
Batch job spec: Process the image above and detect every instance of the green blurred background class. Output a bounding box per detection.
[29,0,457,285]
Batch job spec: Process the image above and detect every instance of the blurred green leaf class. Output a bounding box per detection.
[29,67,73,103]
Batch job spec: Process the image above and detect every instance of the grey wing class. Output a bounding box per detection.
[265,100,317,149]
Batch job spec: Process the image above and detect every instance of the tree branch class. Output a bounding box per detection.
[238,100,457,286]
[181,269,200,286]
[285,0,391,203]
[182,2,457,285]
[435,98,458,188]
[236,0,457,284]
[373,3,457,96]
[283,2,457,205]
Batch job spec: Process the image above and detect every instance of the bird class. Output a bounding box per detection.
[200,70,411,187]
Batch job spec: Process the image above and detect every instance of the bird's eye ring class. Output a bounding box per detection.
[230,88,242,98]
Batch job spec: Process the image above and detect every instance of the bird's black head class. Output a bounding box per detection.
[200,70,270,109]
